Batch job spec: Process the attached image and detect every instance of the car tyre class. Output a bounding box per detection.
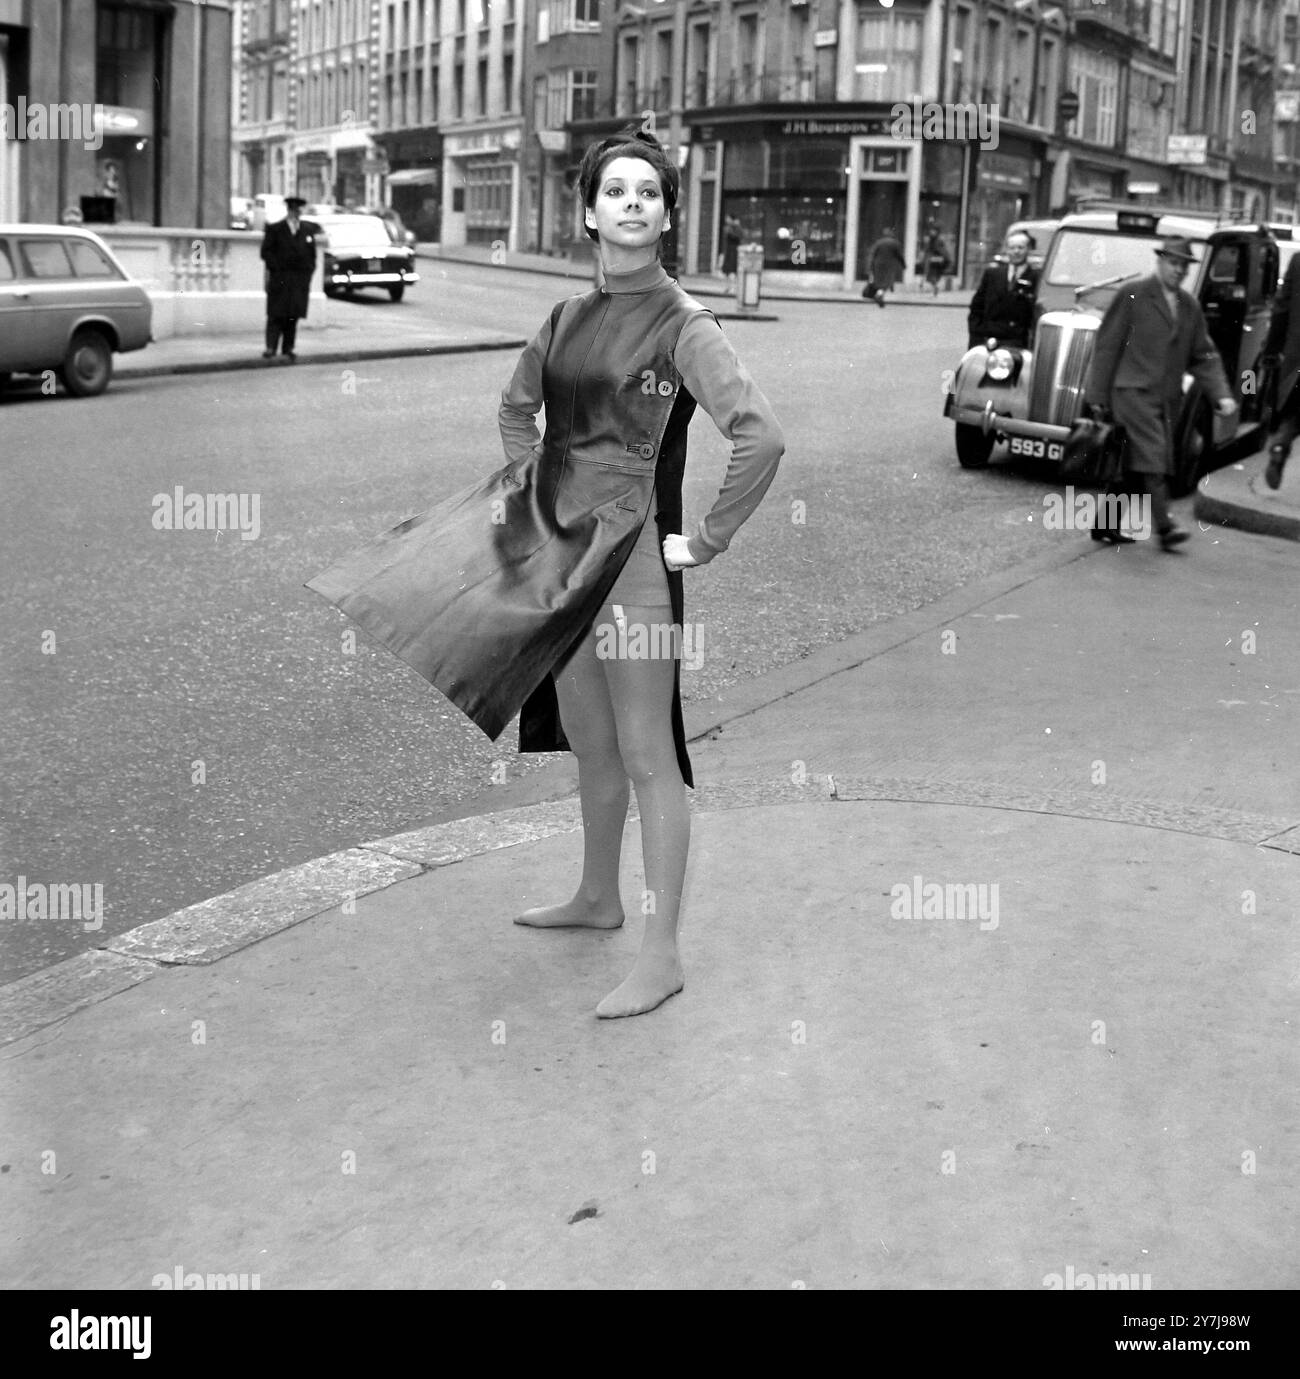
[955,422,994,469]
[323,282,339,298]
[388,284,405,302]
[59,329,113,398]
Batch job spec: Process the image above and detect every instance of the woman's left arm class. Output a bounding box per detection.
[670,313,785,567]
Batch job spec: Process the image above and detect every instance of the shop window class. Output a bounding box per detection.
[96,0,163,224]
[722,140,767,190]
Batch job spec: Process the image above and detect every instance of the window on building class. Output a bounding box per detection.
[736,12,759,102]
[654,27,673,109]
[534,74,548,129]
[503,52,515,112]
[688,22,712,107]
[1036,37,1056,131]
[454,62,464,118]
[981,13,1003,106]
[853,4,924,103]
[620,34,641,114]
[1010,24,1032,122]
[951,6,971,104]
[572,68,598,122]
[1069,47,1119,147]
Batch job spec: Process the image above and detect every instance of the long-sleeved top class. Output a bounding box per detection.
[499,259,785,569]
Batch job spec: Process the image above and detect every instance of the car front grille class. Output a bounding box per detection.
[1028,317,1096,426]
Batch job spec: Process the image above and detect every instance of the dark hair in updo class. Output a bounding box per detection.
[577,127,679,242]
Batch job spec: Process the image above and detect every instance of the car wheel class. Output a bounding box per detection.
[388,284,405,303]
[955,422,994,469]
[59,330,113,398]
[324,282,339,298]
[1171,396,1213,497]
[0,372,9,395]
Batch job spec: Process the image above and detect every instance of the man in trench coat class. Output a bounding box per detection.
[863,226,907,307]
[1084,235,1236,549]
[260,196,319,362]
[1259,250,1300,488]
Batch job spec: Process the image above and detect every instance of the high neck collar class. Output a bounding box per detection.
[602,260,670,294]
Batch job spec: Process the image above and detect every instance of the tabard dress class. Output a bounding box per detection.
[307,259,784,787]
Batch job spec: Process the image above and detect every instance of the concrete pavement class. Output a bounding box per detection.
[3,517,1296,1290]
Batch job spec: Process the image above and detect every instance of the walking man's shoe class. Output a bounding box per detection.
[261,350,275,359]
[1264,443,1289,490]
[1159,526,1190,551]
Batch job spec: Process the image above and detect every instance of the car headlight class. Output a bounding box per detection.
[985,349,1015,382]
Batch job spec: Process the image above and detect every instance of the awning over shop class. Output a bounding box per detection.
[386,168,440,186]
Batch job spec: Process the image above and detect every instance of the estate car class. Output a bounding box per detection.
[944,206,1280,494]
[0,224,152,397]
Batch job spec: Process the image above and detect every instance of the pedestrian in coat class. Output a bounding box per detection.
[967,229,1039,347]
[307,130,784,1019]
[863,227,907,308]
[1259,251,1300,488]
[1084,235,1236,549]
[260,196,319,362]
[921,223,950,295]
[719,215,742,280]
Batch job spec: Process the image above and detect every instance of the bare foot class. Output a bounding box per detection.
[595,950,684,1018]
[514,895,625,929]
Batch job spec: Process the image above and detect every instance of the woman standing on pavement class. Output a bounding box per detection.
[505,130,785,1017]
[308,128,784,1018]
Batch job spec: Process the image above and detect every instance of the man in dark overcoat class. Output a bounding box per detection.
[260,196,319,362]
[1260,250,1300,488]
[863,226,907,308]
[1085,235,1236,549]
[968,229,1039,347]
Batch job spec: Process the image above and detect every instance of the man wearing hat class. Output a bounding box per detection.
[260,196,320,362]
[1085,235,1236,549]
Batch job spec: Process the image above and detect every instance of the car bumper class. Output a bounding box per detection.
[327,267,419,288]
[947,396,1073,444]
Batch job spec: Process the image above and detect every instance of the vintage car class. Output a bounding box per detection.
[944,206,1280,494]
[0,224,152,397]
[313,212,420,302]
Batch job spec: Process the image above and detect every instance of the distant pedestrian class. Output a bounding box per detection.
[1084,235,1236,549]
[921,223,950,296]
[862,227,907,308]
[260,195,319,363]
[967,229,1038,347]
[719,215,742,281]
[1260,250,1300,489]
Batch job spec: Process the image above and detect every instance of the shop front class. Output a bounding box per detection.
[442,125,523,250]
[375,128,441,240]
[689,114,925,290]
[964,138,1042,285]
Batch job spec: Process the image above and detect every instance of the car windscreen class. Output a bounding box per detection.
[316,218,391,248]
[1044,230,1206,286]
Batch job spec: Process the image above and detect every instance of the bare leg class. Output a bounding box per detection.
[595,609,688,1018]
[514,623,628,929]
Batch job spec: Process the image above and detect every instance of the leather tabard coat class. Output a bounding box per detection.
[306,276,713,786]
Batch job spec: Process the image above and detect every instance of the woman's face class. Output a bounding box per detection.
[585,156,670,249]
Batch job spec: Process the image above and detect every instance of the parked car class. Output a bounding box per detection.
[230,196,255,231]
[359,207,417,247]
[944,206,1280,494]
[0,224,152,397]
[313,212,419,302]
[1266,222,1299,288]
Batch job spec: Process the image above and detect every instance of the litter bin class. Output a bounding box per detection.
[736,242,763,311]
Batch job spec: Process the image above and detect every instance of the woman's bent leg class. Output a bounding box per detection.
[596,609,689,1018]
[514,623,629,929]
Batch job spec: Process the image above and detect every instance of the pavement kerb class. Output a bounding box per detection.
[1194,460,1300,542]
[116,333,528,380]
[1,532,1121,1047]
[415,244,972,308]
